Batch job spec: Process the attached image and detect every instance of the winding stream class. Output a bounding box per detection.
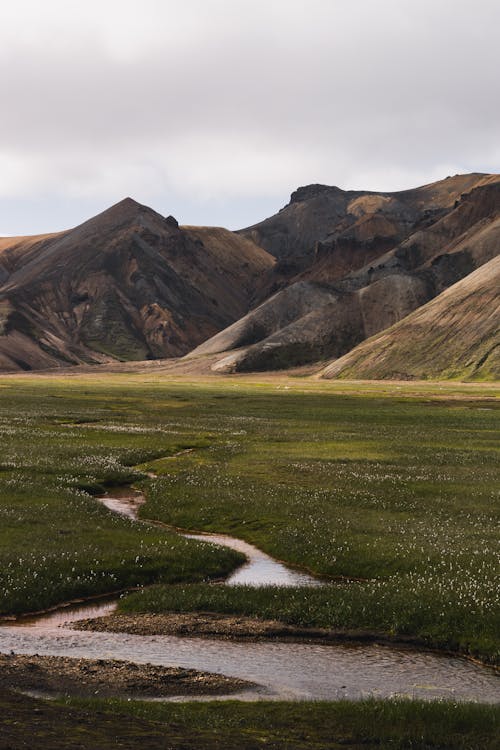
[98,485,321,587]
[1,486,499,703]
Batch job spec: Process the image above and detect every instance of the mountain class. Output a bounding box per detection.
[189,174,500,373]
[1,173,498,377]
[320,254,500,381]
[0,199,274,371]
[238,173,498,286]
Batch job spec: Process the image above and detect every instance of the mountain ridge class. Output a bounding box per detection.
[189,174,500,374]
[321,254,500,381]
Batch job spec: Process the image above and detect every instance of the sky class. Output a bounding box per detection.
[1,0,499,235]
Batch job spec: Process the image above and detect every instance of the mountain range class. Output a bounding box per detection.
[0,172,498,379]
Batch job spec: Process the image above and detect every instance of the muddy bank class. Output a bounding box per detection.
[74,611,428,649]
[73,613,500,671]
[0,653,252,698]
[74,611,314,640]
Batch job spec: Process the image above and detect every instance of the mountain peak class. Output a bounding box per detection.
[102,196,145,217]
[289,184,343,204]
[76,197,159,235]
[116,196,140,207]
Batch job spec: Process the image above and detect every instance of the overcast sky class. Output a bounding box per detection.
[1,0,499,235]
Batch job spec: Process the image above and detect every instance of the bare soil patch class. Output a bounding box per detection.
[75,611,308,639]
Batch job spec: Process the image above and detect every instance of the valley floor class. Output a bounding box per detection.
[0,373,498,745]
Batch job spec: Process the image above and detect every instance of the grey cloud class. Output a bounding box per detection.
[0,0,499,234]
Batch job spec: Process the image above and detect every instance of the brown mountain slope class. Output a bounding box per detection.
[0,199,274,371]
[321,254,500,381]
[0,232,63,285]
[189,175,500,373]
[238,172,496,288]
[189,273,432,373]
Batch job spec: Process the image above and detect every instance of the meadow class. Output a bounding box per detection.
[0,374,498,664]
[0,377,243,614]
[1,689,498,749]
[61,696,500,750]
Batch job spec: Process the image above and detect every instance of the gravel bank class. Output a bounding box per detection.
[73,611,323,640]
[0,653,252,698]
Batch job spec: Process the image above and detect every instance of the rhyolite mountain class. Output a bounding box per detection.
[190,173,500,373]
[0,199,274,371]
[320,254,500,381]
[0,172,499,376]
[238,172,498,286]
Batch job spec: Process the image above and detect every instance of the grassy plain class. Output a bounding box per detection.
[0,373,498,665]
[0,376,243,614]
[0,689,498,749]
[63,696,500,750]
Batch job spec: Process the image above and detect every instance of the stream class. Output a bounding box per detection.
[1,485,499,703]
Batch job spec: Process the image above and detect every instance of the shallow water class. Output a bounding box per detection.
[2,604,499,702]
[1,486,498,703]
[99,485,321,587]
[97,485,146,520]
[184,532,321,587]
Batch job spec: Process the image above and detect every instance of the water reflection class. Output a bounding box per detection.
[184,532,321,587]
[1,615,499,703]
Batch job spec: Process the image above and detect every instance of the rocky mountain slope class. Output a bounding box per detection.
[190,174,500,373]
[321,254,500,381]
[239,173,498,286]
[1,173,498,376]
[0,199,274,371]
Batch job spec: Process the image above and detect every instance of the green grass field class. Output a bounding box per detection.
[0,374,498,664]
[1,688,498,749]
[0,376,245,614]
[60,696,500,750]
